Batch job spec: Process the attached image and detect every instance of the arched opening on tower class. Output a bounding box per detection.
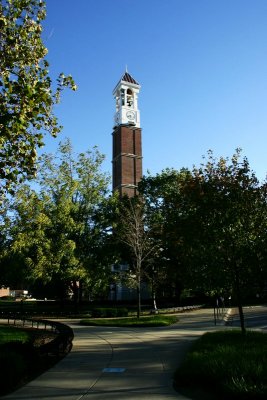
[126,88,134,107]
[120,88,125,106]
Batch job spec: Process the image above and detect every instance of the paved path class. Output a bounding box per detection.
[2,309,227,400]
[228,305,267,330]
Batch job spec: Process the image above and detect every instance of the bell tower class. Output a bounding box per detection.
[112,71,142,197]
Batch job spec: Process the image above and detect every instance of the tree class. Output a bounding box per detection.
[140,150,267,333]
[39,139,113,301]
[184,150,267,332]
[9,139,112,301]
[0,0,76,198]
[139,168,194,304]
[10,185,58,286]
[115,196,160,317]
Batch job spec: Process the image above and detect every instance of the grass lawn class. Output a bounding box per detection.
[0,326,35,395]
[0,325,31,344]
[80,314,179,327]
[174,330,267,400]
[0,325,64,396]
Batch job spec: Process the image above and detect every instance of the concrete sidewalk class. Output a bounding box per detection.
[2,309,223,400]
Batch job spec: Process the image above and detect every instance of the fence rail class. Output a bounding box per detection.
[1,317,74,357]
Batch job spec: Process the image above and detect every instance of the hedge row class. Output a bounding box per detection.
[91,307,128,318]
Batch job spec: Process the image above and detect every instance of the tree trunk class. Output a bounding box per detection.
[175,281,182,306]
[238,302,246,334]
[78,281,83,304]
[137,267,141,318]
[152,290,157,311]
[234,265,246,334]
[72,281,79,311]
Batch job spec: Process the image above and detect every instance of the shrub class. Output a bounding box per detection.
[91,307,128,318]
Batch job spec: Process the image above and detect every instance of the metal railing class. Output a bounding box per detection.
[2,316,74,356]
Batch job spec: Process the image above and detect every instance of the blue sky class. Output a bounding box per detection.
[42,0,267,183]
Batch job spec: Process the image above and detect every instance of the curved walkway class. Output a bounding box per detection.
[2,309,227,400]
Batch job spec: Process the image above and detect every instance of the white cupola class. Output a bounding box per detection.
[112,70,141,128]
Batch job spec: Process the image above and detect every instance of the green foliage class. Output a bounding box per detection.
[139,168,195,301]
[5,139,113,298]
[174,330,267,399]
[184,150,267,330]
[90,307,128,318]
[0,0,77,198]
[140,150,267,328]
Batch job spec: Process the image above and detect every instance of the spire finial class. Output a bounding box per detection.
[125,65,128,73]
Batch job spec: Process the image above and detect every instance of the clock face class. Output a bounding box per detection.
[126,111,135,121]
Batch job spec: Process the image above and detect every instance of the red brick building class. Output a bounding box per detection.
[112,71,142,197]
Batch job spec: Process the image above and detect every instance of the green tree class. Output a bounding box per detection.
[9,140,112,301]
[38,139,112,301]
[141,150,267,333]
[139,168,194,304]
[0,196,19,287]
[185,150,267,332]
[10,185,57,285]
[0,0,76,198]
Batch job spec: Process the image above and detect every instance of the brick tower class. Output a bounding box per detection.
[112,71,142,197]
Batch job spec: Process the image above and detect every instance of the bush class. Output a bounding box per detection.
[91,307,128,318]
[116,307,128,317]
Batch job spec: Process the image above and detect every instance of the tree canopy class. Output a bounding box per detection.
[140,150,267,332]
[4,139,113,300]
[0,0,76,198]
